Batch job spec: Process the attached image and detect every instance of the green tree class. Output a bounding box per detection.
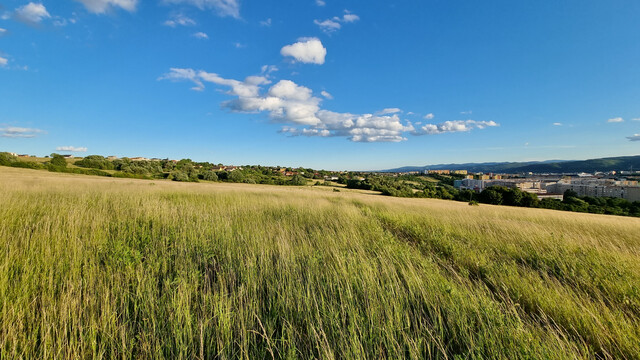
[0,152,18,166]
[201,171,218,181]
[228,171,245,183]
[49,153,67,168]
[480,187,503,205]
[290,175,307,186]
[169,171,188,182]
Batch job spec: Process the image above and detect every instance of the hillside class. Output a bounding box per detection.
[1,168,639,359]
[382,155,640,173]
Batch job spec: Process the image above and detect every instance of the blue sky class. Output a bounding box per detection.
[1,0,639,170]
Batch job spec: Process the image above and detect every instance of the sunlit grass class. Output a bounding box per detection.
[1,167,639,359]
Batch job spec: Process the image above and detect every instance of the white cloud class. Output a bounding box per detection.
[193,32,209,39]
[74,0,137,14]
[234,42,245,48]
[281,38,326,65]
[158,68,205,91]
[607,117,624,123]
[627,134,640,142]
[315,10,359,34]
[56,146,88,152]
[163,0,240,19]
[460,110,472,115]
[53,17,68,27]
[161,68,499,142]
[423,113,434,120]
[341,11,359,23]
[414,120,499,135]
[15,3,50,24]
[0,126,45,138]
[321,90,332,99]
[0,28,6,36]
[164,14,196,27]
[261,65,278,74]
[377,108,402,115]
[260,18,271,27]
[315,0,326,6]
[553,122,562,126]
[314,19,341,33]
[0,56,7,67]
[632,118,640,121]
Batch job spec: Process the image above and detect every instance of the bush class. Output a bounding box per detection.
[228,171,244,183]
[201,171,218,181]
[0,152,18,166]
[75,155,114,170]
[49,154,67,168]
[169,171,189,182]
[290,175,307,186]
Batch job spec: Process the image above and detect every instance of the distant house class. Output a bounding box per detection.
[8,152,18,156]
[62,155,74,159]
[226,166,238,172]
[211,166,226,171]
[107,156,118,160]
[130,157,149,161]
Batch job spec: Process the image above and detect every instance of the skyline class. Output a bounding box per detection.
[1,0,639,170]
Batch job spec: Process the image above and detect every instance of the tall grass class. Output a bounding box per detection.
[1,167,639,359]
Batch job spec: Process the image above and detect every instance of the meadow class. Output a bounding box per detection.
[1,167,639,359]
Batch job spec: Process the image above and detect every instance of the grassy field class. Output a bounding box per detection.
[1,167,639,359]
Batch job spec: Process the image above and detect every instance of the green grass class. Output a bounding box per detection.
[1,167,639,359]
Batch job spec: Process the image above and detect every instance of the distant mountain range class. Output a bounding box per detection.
[379,155,640,174]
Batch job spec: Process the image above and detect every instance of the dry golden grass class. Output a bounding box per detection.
[1,167,639,359]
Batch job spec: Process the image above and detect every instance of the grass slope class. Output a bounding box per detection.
[1,168,639,359]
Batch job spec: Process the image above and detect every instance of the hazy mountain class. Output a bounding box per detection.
[379,155,640,174]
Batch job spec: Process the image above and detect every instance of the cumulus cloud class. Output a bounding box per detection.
[321,90,332,99]
[161,68,499,142]
[608,117,624,123]
[413,120,499,135]
[281,38,326,65]
[15,3,50,24]
[193,31,208,39]
[424,113,434,120]
[0,126,45,138]
[627,134,640,141]
[164,13,196,27]
[553,122,562,126]
[74,0,137,14]
[0,28,7,36]
[315,10,359,34]
[0,56,7,67]
[632,118,640,121]
[163,0,240,18]
[315,0,326,6]
[56,146,88,152]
